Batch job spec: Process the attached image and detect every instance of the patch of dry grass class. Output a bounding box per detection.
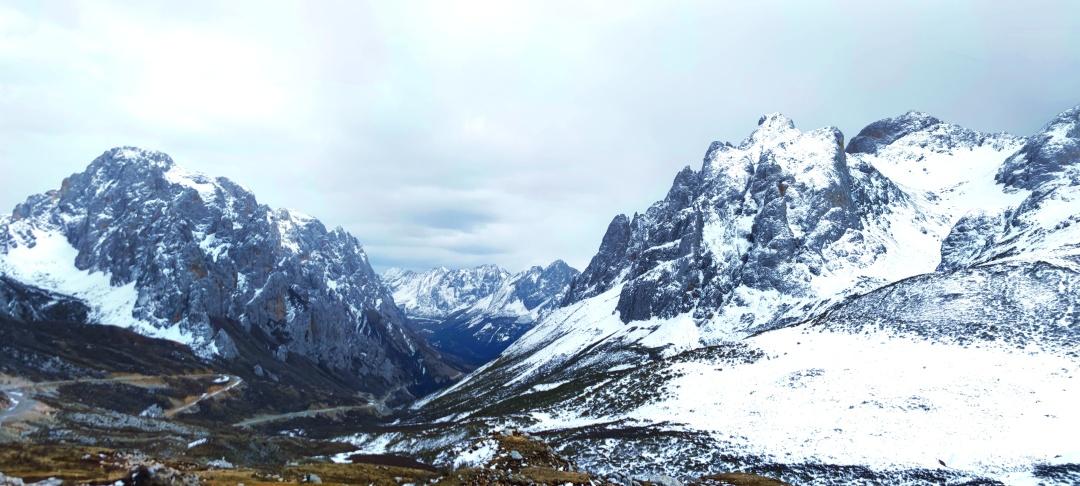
[697,472,791,486]
[195,468,290,486]
[0,444,128,483]
[284,462,440,486]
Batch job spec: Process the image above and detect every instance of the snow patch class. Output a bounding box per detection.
[164,164,219,201]
[452,438,498,469]
[528,380,569,393]
[0,226,198,347]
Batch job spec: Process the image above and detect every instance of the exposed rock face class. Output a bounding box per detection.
[565,113,892,328]
[0,275,90,323]
[565,214,631,301]
[845,111,947,155]
[385,261,579,366]
[936,211,1007,272]
[998,105,1080,190]
[0,147,459,395]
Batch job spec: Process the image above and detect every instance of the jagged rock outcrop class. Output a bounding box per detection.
[0,147,460,395]
[997,105,1080,189]
[0,275,90,323]
[565,113,898,328]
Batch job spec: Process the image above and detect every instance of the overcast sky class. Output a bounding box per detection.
[1,1,1078,272]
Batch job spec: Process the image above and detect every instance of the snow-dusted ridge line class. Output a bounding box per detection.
[557,107,1031,342]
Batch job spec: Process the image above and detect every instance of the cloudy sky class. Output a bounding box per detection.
[1,1,1078,271]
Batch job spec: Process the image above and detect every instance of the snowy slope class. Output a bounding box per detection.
[385,106,1080,484]
[0,228,163,338]
[559,325,1078,484]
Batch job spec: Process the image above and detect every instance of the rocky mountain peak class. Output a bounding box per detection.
[554,106,1056,335]
[511,260,579,311]
[393,259,579,367]
[756,112,796,131]
[0,147,460,395]
[544,259,574,274]
[997,103,1080,189]
[95,146,175,170]
[563,113,867,326]
[563,214,632,303]
[745,113,804,150]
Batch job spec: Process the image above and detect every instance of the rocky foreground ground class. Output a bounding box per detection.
[0,432,787,486]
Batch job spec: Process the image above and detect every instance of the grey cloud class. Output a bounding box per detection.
[2,0,1080,272]
[406,207,499,231]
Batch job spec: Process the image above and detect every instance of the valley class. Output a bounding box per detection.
[2,104,1079,485]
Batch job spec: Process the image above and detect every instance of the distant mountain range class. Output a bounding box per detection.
[382,262,578,366]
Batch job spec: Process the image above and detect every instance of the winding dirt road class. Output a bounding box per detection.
[233,404,377,428]
[0,373,242,425]
[164,375,243,417]
[0,390,32,425]
[232,383,406,428]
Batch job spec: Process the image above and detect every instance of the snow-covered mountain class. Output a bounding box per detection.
[0,147,460,396]
[383,262,579,366]
[353,107,1080,484]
